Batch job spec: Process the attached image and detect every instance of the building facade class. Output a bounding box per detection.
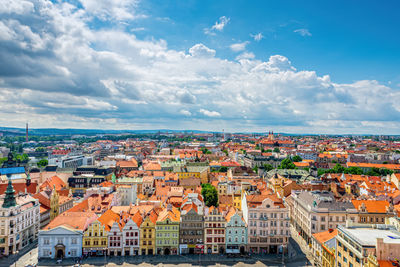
[204,206,226,254]
[0,179,40,256]
[155,205,180,255]
[242,194,289,254]
[225,209,247,254]
[179,206,204,254]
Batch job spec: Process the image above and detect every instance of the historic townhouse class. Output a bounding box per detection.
[0,180,40,256]
[108,220,123,256]
[122,212,142,256]
[179,203,204,254]
[38,212,97,259]
[155,204,180,255]
[140,209,158,255]
[83,219,108,256]
[204,206,226,254]
[287,190,357,245]
[242,192,290,254]
[225,207,247,254]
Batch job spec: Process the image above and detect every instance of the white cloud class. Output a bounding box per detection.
[180,109,192,116]
[0,0,399,134]
[236,52,255,60]
[294,28,312,37]
[189,43,216,58]
[204,16,230,35]
[250,33,264,41]
[230,41,249,52]
[199,109,221,117]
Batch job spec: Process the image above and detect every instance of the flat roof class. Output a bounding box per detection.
[341,226,400,246]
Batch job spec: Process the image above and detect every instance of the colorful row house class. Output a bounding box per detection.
[155,204,180,255]
[204,206,226,254]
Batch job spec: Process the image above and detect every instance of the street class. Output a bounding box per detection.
[0,239,311,267]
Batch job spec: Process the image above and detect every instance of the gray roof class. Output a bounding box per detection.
[295,191,355,212]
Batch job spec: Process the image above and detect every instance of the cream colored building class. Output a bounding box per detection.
[287,191,358,245]
[336,223,400,267]
[0,188,40,256]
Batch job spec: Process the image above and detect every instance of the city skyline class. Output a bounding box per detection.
[1,1,400,134]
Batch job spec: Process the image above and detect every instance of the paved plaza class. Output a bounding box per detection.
[0,237,311,267]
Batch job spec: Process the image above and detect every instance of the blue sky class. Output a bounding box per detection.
[0,0,400,134]
[137,0,400,84]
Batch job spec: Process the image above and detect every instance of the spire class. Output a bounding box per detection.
[3,174,17,208]
[26,173,31,187]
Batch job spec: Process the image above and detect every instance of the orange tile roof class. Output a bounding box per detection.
[0,182,37,195]
[347,162,400,170]
[98,210,120,231]
[117,158,138,168]
[45,211,98,231]
[312,229,338,245]
[352,200,391,213]
[157,206,180,222]
[40,175,66,191]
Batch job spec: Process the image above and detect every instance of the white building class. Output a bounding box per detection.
[117,185,137,206]
[49,154,93,169]
[0,181,40,256]
[38,226,83,259]
[38,211,97,259]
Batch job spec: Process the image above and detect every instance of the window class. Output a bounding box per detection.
[71,238,77,244]
[44,238,50,245]
[71,249,77,257]
[343,257,347,263]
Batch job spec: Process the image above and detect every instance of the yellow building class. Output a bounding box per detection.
[83,220,108,256]
[233,194,241,210]
[140,209,158,255]
[50,187,59,221]
[321,243,335,267]
[174,166,209,184]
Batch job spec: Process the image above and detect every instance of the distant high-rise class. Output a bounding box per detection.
[25,123,28,142]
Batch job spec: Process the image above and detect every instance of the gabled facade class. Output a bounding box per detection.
[179,206,204,254]
[122,213,142,256]
[225,209,247,254]
[140,210,158,255]
[108,221,123,256]
[83,220,108,256]
[204,206,226,254]
[155,205,180,255]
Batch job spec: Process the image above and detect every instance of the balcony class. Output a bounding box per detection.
[259,216,269,221]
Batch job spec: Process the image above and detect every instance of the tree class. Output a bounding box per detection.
[253,166,259,173]
[37,159,48,167]
[273,147,280,153]
[218,166,228,172]
[278,158,296,169]
[292,155,302,162]
[201,183,218,207]
[222,149,228,156]
[263,164,274,172]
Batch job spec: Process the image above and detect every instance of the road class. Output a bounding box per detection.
[0,231,311,267]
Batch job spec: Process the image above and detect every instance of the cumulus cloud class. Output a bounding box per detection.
[0,0,399,134]
[294,28,312,37]
[204,16,230,35]
[230,41,250,52]
[250,33,264,41]
[199,109,221,117]
[189,43,216,58]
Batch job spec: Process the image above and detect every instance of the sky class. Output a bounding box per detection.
[0,0,400,134]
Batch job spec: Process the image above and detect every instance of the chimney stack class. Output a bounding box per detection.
[25,123,28,143]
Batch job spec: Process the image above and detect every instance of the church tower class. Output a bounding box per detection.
[2,174,17,208]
